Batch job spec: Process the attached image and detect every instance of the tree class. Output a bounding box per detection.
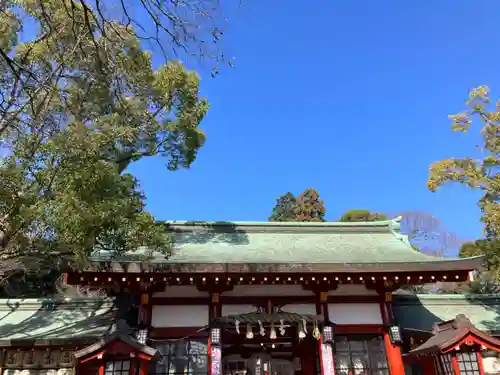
[433,240,500,294]
[0,0,231,144]
[460,239,500,276]
[428,86,500,238]
[339,209,387,222]
[0,0,233,83]
[0,0,208,295]
[269,193,297,222]
[395,211,462,256]
[269,188,326,222]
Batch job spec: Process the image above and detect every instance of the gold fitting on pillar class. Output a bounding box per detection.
[212,292,220,303]
[140,293,149,305]
[319,291,328,302]
[385,292,392,302]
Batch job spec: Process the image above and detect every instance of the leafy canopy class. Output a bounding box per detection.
[428,86,500,237]
[339,209,387,222]
[0,0,209,274]
[269,188,326,222]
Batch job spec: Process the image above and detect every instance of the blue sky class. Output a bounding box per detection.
[128,0,500,244]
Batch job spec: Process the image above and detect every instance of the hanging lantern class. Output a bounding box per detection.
[246,323,254,339]
[210,327,221,345]
[323,323,335,344]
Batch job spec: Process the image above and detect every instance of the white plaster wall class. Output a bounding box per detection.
[327,303,382,325]
[281,304,317,315]
[329,284,377,296]
[153,286,208,298]
[222,304,258,316]
[224,285,313,297]
[152,305,209,327]
[483,357,500,374]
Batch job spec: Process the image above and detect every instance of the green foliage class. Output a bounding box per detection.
[339,209,387,222]
[269,188,326,222]
[269,193,297,222]
[428,86,500,238]
[1,0,232,80]
[0,0,208,284]
[451,239,500,293]
[459,239,500,277]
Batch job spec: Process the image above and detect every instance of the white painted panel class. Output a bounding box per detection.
[329,284,377,296]
[152,305,209,327]
[224,285,312,297]
[222,304,258,316]
[282,304,317,315]
[328,303,382,325]
[483,356,500,374]
[153,286,208,298]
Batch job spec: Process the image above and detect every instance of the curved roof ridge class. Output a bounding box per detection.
[163,216,403,229]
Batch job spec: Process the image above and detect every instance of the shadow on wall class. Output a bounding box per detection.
[0,298,116,341]
[392,294,444,333]
[167,221,250,246]
[464,294,500,334]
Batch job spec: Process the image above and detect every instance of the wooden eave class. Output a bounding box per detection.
[74,332,160,363]
[405,315,500,360]
[66,268,474,289]
[80,257,483,274]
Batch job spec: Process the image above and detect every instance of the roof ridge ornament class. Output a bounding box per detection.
[389,216,413,247]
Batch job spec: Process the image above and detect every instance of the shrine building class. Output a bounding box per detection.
[1,218,499,375]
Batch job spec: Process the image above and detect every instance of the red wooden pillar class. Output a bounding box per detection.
[316,291,335,375]
[139,360,149,375]
[138,291,153,375]
[380,292,405,375]
[383,333,405,375]
[208,292,221,375]
[478,351,486,375]
[299,340,315,375]
[451,354,461,375]
[422,357,437,375]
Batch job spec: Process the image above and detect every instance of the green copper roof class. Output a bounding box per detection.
[89,218,483,273]
[393,294,500,333]
[163,218,454,263]
[0,298,115,342]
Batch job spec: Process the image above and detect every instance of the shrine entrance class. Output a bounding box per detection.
[223,354,297,375]
[214,311,328,375]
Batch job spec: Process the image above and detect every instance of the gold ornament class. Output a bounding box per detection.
[312,321,321,340]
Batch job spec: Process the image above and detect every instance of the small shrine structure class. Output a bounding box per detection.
[405,314,500,375]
